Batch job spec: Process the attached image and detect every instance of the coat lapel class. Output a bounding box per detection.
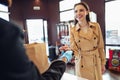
[75,22,96,40]
[79,28,93,40]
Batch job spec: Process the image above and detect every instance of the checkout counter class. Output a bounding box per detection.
[61,73,88,80]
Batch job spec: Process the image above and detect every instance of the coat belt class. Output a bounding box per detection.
[80,46,98,52]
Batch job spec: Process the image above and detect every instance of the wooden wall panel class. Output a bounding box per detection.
[9,0,105,45]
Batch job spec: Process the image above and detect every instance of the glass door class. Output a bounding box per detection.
[26,19,49,55]
[26,19,44,43]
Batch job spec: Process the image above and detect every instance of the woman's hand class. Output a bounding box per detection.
[101,65,106,74]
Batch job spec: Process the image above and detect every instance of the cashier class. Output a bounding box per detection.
[0,0,73,80]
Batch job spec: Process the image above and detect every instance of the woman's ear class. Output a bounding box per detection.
[86,10,90,15]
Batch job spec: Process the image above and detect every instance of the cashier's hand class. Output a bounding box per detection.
[59,51,73,63]
[59,45,70,51]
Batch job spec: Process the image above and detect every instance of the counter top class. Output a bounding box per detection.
[61,73,88,80]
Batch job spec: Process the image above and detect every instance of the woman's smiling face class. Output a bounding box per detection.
[74,4,89,22]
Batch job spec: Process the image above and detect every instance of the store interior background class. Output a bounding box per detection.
[7,0,105,45]
[1,0,120,72]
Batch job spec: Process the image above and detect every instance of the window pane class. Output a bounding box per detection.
[59,0,80,11]
[0,4,9,21]
[105,0,120,45]
[26,19,44,43]
[44,20,49,56]
[0,12,9,21]
[105,0,120,58]
[60,10,74,22]
[0,4,8,12]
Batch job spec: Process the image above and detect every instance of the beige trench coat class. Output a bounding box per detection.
[70,22,106,80]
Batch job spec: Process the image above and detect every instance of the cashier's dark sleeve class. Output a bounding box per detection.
[0,18,40,80]
[0,18,66,80]
[41,60,66,80]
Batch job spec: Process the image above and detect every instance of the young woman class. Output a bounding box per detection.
[70,2,106,80]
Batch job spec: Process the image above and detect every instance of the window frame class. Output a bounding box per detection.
[0,4,9,21]
[105,0,120,58]
[59,0,80,22]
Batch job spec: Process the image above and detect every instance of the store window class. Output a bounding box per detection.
[105,0,120,58]
[26,19,49,56]
[59,0,80,22]
[0,4,9,21]
[26,19,44,43]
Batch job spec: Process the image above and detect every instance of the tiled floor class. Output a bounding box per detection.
[65,64,120,80]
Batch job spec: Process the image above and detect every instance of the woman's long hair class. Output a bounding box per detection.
[74,2,90,25]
